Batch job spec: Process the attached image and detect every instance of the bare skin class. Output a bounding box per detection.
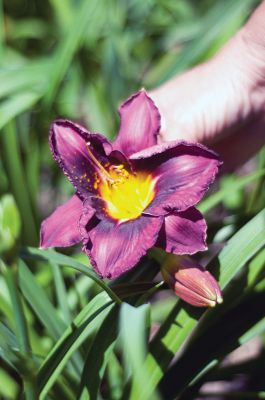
[150,1,265,171]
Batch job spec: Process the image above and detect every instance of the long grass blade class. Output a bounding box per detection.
[22,247,122,304]
[135,208,265,399]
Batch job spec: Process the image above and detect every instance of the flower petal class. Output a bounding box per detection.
[40,194,83,248]
[113,89,161,157]
[174,281,217,308]
[157,208,207,254]
[174,259,223,307]
[131,140,221,214]
[49,119,113,199]
[80,212,163,279]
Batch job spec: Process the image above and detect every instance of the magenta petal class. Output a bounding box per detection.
[131,141,221,214]
[50,119,113,198]
[81,214,163,279]
[157,208,207,255]
[113,90,161,157]
[40,194,83,248]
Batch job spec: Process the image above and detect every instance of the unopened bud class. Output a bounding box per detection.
[161,255,223,308]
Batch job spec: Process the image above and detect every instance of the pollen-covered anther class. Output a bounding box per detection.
[109,164,129,180]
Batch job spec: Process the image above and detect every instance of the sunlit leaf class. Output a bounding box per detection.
[38,292,113,399]
[0,194,21,253]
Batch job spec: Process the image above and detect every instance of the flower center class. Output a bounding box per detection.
[85,143,155,221]
[99,165,155,221]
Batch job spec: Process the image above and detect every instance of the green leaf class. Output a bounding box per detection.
[85,79,115,137]
[139,208,265,399]
[0,318,37,399]
[19,261,83,388]
[5,267,31,355]
[44,0,107,104]
[48,0,73,31]
[219,174,244,210]
[0,194,21,253]
[1,122,37,245]
[0,61,48,100]
[25,139,40,213]
[0,321,18,369]
[158,247,265,397]
[8,18,48,40]
[51,262,72,324]
[67,275,94,312]
[198,169,265,214]
[106,353,123,400]
[0,290,13,329]
[0,91,42,130]
[22,247,122,304]
[146,0,256,86]
[240,316,265,345]
[0,368,19,399]
[78,306,119,400]
[18,260,66,340]
[37,292,113,399]
[8,287,37,400]
[159,291,265,398]
[119,303,158,400]
[246,248,265,290]
[216,208,265,289]
[247,146,265,212]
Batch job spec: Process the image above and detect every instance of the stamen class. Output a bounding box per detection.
[99,169,156,221]
[86,142,115,183]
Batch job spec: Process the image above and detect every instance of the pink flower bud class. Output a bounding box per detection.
[161,256,223,308]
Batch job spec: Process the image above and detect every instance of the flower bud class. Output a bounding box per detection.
[161,255,223,308]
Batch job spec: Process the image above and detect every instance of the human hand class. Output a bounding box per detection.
[150,1,265,171]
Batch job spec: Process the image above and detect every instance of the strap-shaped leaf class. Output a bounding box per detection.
[159,248,265,397]
[18,260,66,340]
[119,303,160,400]
[22,248,121,304]
[136,208,265,399]
[216,208,265,288]
[51,262,72,324]
[78,306,119,400]
[44,0,107,104]
[5,267,37,399]
[37,291,113,399]
[0,322,18,370]
[160,291,265,399]
[0,92,42,131]
[199,169,265,213]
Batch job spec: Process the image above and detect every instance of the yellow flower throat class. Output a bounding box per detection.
[86,144,155,221]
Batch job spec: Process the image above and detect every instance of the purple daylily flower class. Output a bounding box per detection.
[40,90,221,279]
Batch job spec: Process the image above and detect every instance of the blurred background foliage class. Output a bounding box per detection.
[0,0,265,399]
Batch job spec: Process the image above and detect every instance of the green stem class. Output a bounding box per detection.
[23,381,38,400]
[149,248,167,264]
[136,281,164,306]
